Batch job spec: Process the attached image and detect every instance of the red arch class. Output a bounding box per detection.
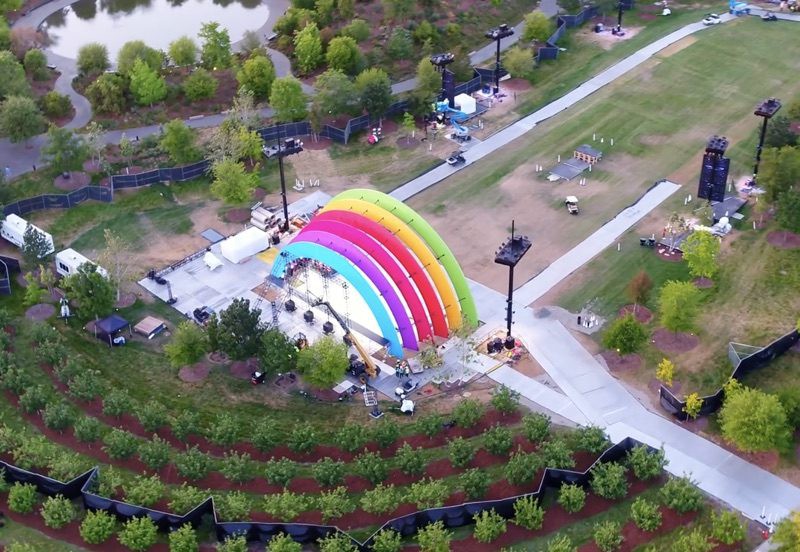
[313,210,448,338]
[305,219,433,343]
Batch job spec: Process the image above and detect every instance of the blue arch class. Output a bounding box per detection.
[271,242,403,357]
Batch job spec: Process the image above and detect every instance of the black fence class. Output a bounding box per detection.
[537,4,607,62]
[0,256,20,296]
[660,328,800,420]
[0,437,660,550]
[4,186,113,218]
[110,160,210,189]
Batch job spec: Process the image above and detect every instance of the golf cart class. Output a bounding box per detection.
[761,12,777,21]
[394,380,419,400]
[565,196,579,215]
[446,151,466,166]
[702,13,721,25]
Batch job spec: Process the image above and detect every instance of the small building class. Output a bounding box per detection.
[55,248,108,279]
[574,144,603,165]
[134,316,167,340]
[0,214,54,256]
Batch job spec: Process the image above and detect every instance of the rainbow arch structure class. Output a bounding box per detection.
[270,190,477,357]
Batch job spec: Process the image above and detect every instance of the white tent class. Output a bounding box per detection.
[203,252,223,271]
[219,227,269,264]
[454,93,476,115]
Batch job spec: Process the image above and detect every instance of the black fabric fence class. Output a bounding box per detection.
[660,328,800,420]
[537,5,603,63]
[4,186,112,217]
[0,437,658,550]
[110,160,211,189]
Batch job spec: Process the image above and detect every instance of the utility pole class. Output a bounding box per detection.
[485,24,514,95]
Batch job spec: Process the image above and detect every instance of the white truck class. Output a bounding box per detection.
[0,214,54,257]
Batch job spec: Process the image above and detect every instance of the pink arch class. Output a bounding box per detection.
[306,219,433,343]
[314,210,448,338]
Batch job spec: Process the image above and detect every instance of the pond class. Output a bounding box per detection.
[40,0,270,61]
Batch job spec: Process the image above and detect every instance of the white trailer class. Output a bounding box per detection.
[0,214,54,256]
[55,248,108,278]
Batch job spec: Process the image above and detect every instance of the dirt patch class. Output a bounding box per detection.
[229,357,259,379]
[657,35,697,58]
[83,159,103,173]
[53,171,90,191]
[579,25,644,51]
[396,136,420,150]
[500,78,532,93]
[648,377,682,397]
[24,303,56,321]
[114,292,137,308]
[693,277,714,289]
[208,351,229,364]
[619,304,652,324]
[179,361,212,383]
[656,246,684,262]
[767,230,800,249]
[601,351,642,373]
[651,328,700,354]
[302,136,333,150]
[223,208,251,223]
[252,188,268,201]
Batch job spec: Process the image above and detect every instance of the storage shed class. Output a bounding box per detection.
[574,144,603,165]
[219,227,269,264]
[134,316,167,339]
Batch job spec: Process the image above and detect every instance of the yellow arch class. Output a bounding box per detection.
[322,198,462,330]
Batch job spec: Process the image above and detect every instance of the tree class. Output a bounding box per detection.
[264,457,298,487]
[266,533,301,552]
[523,12,554,42]
[387,27,412,60]
[711,510,745,545]
[411,57,440,116]
[215,490,252,520]
[355,68,392,121]
[39,91,72,119]
[660,476,703,513]
[217,535,247,552]
[102,428,139,459]
[759,146,800,203]
[293,22,323,74]
[74,416,102,443]
[627,445,667,480]
[415,413,444,437]
[8,482,38,513]
[22,274,44,307]
[0,95,44,143]
[627,270,652,311]
[593,520,623,552]
[80,509,116,544]
[39,494,75,528]
[137,401,167,432]
[416,521,452,552]
[182,68,218,101]
[297,335,348,389]
[86,73,126,114]
[765,115,797,148]
[326,36,362,75]
[491,385,520,415]
[208,412,239,447]
[168,524,198,552]
[720,385,790,452]
[557,483,586,513]
[117,40,162,74]
[541,439,575,469]
[129,58,167,106]
[772,510,800,550]
[0,50,30,99]
[683,392,702,419]
[64,263,115,320]
[162,321,207,368]
[601,314,648,354]
[503,46,534,79]
[22,224,52,266]
[258,328,298,376]
[446,437,473,469]
[160,119,199,164]
[210,159,258,204]
[777,189,800,234]
[313,69,358,117]
[68,369,105,401]
[473,509,507,543]
[656,358,675,387]
[504,449,540,486]
[401,111,416,142]
[334,423,369,453]
[682,231,720,280]
[382,0,414,21]
[658,280,701,334]
[372,419,399,447]
[237,54,275,100]
[41,125,88,174]
[371,529,401,552]
[168,36,198,66]
[118,516,158,551]
[23,49,47,80]
[341,18,370,42]
[96,229,134,302]
[513,496,545,530]
[103,389,133,418]
[233,126,262,164]
[77,43,109,75]
[590,462,628,499]
[199,22,232,69]
[211,297,264,359]
[269,76,307,122]
[317,533,357,552]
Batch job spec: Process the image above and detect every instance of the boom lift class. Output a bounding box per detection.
[312,300,380,381]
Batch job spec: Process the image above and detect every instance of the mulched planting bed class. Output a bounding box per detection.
[601,351,642,373]
[24,303,56,321]
[656,247,683,262]
[500,78,533,92]
[229,357,259,379]
[178,361,212,383]
[619,304,652,323]
[223,208,251,224]
[114,292,137,308]
[651,328,699,354]
[767,230,800,249]
[693,277,714,288]
[578,506,697,551]
[53,171,91,191]
[302,136,333,150]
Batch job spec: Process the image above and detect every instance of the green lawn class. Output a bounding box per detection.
[0,518,87,551]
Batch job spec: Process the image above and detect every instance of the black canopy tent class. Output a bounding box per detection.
[94,314,131,347]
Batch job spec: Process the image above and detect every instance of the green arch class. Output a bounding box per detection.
[334,189,478,326]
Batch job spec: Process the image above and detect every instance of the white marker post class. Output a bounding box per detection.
[557,154,561,162]
[593,133,596,141]
[617,242,621,252]
[610,138,614,146]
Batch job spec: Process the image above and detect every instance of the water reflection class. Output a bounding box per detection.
[41,0,269,60]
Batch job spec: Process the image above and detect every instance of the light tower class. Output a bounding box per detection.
[275,137,304,233]
[494,220,532,349]
[752,98,781,185]
[429,52,456,108]
[484,24,514,95]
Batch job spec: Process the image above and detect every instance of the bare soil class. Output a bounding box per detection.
[222,208,251,223]
[601,351,643,373]
[114,291,137,308]
[619,304,653,323]
[656,246,684,262]
[229,357,259,379]
[179,361,212,383]
[693,277,714,288]
[24,303,56,321]
[53,171,90,191]
[651,328,699,354]
[578,24,644,51]
[767,230,800,249]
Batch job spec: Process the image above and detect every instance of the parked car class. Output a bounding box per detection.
[446,151,466,166]
[761,12,777,21]
[702,13,721,25]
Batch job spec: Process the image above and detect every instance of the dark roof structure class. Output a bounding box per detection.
[549,158,591,180]
[711,197,747,222]
[575,144,603,158]
[94,315,131,344]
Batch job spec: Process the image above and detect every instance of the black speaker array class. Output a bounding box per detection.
[697,136,729,203]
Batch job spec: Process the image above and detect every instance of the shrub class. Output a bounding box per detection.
[48,452,90,482]
[171,411,200,442]
[459,468,488,499]
[602,314,648,354]
[557,483,586,513]
[405,477,449,509]
[264,457,298,487]
[80,509,116,544]
[215,490,252,520]
[40,90,73,119]
[541,439,575,469]
[453,398,483,428]
[137,401,168,432]
[208,413,239,447]
[513,496,545,530]
[12,434,54,471]
[521,412,551,443]
[710,510,746,545]
[546,534,577,552]
[123,474,165,507]
[660,476,703,513]
[77,42,110,75]
[447,437,474,468]
[252,417,281,451]
[138,435,171,470]
[102,429,139,460]
[217,535,247,552]
[40,494,76,528]
[262,489,310,520]
[1,366,31,395]
[312,457,346,487]
[593,520,624,552]
[574,426,609,453]
[175,446,212,480]
[7,482,37,513]
[630,497,662,531]
[673,528,713,552]
[168,523,198,552]
[491,385,520,415]
[118,516,158,551]
[372,420,399,447]
[288,423,316,453]
[391,444,424,476]
[103,389,133,418]
[42,400,74,431]
[5,543,36,552]
[360,483,399,514]
[218,451,252,483]
[371,528,402,552]
[473,508,507,543]
[19,385,48,413]
[317,533,357,552]
[317,486,355,522]
[627,445,667,480]
[483,424,513,455]
[334,423,369,453]
[169,483,208,515]
[416,521,451,552]
[354,451,388,484]
[590,462,628,500]
[95,466,123,497]
[267,532,301,552]
[67,369,105,401]
[341,19,370,42]
[415,413,443,437]
[505,449,540,486]
[182,68,218,101]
